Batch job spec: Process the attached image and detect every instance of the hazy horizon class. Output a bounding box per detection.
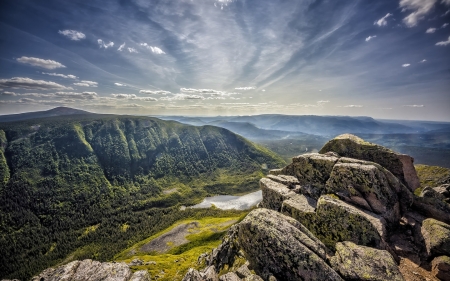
[1,0,449,121]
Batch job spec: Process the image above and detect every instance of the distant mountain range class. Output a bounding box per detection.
[0,107,92,122]
[158,114,450,137]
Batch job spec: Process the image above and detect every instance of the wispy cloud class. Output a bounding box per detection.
[128,47,138,53]
[73,80,98,87]
[58,30,86,41]
[42,72,78,79]
[402,63,411,67]
[426,28,437,33]
[118,42,125,51]
[1,91,16,96]
[400,0,437,27]
[419,59,427,63]
[97,39,114,49]
[442,23,449,28]
[114,83,126,86]
[436,36,450,46]
[374,13,392,27]
[365,35,377,42]
[17,56,66,69]
[0,77,72,90]
[342,104,363,108]
[139,90,171,95]
[140,43,166,54]
[160,94,204,101]
[403,104,424,107]
[111,93,136,99]
[234,87,255,90]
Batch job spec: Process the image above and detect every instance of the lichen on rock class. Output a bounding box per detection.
[330,241,404,281]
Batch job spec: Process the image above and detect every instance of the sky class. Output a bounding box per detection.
[0,0,449,121]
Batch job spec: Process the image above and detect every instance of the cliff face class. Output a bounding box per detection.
[183,134,450,281]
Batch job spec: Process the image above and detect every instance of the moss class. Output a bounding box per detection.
[415,164,450,195]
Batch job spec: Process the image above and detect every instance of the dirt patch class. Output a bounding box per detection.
[398,258,438,281]
[140,222,200,253]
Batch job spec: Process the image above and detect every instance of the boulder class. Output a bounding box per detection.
[219,272,241,281]
[237,208,342,280]
[181,266,218,281]
[330,241,404,281]
[279,153,338,198]
[326,159,403,225]
[259,178,296,211]
[31,259,149,281]
[235,264,252,278]
[421,218,450,258]
[313,195,387,249]
[243,275,263,281]
[431,256,450,281]
[413,196,450,225]
[319,134,420,192]
[433,184,450,203]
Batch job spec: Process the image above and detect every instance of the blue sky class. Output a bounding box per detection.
[0,0,449,121]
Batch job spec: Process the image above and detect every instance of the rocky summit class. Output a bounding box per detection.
[183,134,450,281]
[8,134,450,281]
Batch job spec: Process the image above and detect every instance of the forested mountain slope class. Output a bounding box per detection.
[0,114,284,279]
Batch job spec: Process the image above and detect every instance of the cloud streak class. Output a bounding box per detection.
[16,56,66,69]
[0,77,73,90]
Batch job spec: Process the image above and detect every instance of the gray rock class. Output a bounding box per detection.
[182,268,204,281]
[219,272,241,281]
[319,133,420,192]
[129,271,151,281]
[413,196,450,225]
[330,241,404,281]
[129,259,143,266]
[266,174,299,189]
[243,275,263,281]
[432,256,450,281]
[31,259,147,281]
[421,218,450,258]
[235,264,252,278]
[259,178,296,211]
[237,208,342,281]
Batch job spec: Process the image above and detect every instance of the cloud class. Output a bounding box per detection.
[16,56,66,69]
[133,97,158,101]
[58,30,86,41]
[114,83,126,86]
[180,88,223,94]
[1,91,16,96]
[402,63,411,67]
[374,13,393,26]
[403,104,424,107]
[118,42,126,51]
[419,59,427,62]
[342,105,363,108]
[42,72,78,79]
[0,77,73,90]
[235,87,256,90]
[443,23,449,28]
[128,47,138,53]
[436,36,450,46]
[400,0,437,27]
[97,39,114,49]
[139,90,171,95]
[426,28,437,33]
[443,0,450,5]
[73,80,98,87]
[111,93,137,99]
[54,91,98,100]
[365,35,377,42]
[140,43,166,54]
[160,94,205,101]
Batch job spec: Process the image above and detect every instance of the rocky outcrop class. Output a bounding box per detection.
[319,134,420,192]
[237,209,342,281]
[421,218,450,259]
[414,187,450,224]
[432,256,450,281]
[330,241,404,281]
[31,260,150,281]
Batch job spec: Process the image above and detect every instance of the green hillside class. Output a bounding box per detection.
[0,114,284,280]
